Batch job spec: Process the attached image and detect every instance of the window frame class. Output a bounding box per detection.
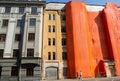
[13,49,19,58]
[11,66,18,76]
[48,52,51,60]
[48,14,51,20]
[61,26,66,33]
[19,7,25,14]
[0,49,4,58]
[62,52,67,60]
[2,19,9,27]
[26,67,33,76]
[52,25,55,32]
[53,52,56,60]
[28,33,35,41]
[31,6,37,15]
[5,6,11,14]
[15,34,21,42]
[53,14,55,20]
[53,38,55,45]
[27,49,34,57]
[0,34,6,42]
[62,38,66,46]
[29,18,36,26]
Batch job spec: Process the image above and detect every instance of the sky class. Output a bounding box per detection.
[46,0,120,6]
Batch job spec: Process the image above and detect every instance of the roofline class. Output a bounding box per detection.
[0,1,46,6]
[46,1,105,6]
[46,2,66,4]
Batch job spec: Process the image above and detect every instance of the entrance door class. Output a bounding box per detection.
[109,65,116,76]
[45,67,58,80]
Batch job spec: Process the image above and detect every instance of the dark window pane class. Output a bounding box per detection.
[19,7,25,14]
[62,52,67,60]
[15,34,21,41]
[5,7,11,13]
[11,67,18,76]
[0,34,6,42]
[48,14,51,20]
[61,15,66,21]
[53,38,55,45]
[13,49,19,58]
[30,18,36,26]
[17,20,24,27]
[27,49,34,57]
[48,52,51,60]
[28,33,35,41]
[53,25,55,32]
[61,26,66,33]
[2,19,9,27]
[53,52,56,60]
[62,38,66,46]
[48,38,51,45]
[27,68,33,76]
[0,49,3,58]
[31,7,37,14]
[53,14,55,20]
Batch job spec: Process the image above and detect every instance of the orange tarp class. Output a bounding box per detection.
[66,1,120,78]
[66,2,93,78]
[103,2,120,76]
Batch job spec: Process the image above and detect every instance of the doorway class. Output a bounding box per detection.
[45,67,58,80]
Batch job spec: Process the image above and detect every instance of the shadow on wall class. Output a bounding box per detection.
[94,60,106,77]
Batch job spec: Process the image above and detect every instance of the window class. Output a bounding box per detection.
[53,25,55,32]
[13,49,19,58]
[28,33,35,41]
[19,7,25,14]
[15,34,21,42]
[27,68,33,76]
[0,34,6,42]
[61,15,66,21]
[61,26,66,33]
[48,25,51,32]
[63,67,67,76]
[53,14,55,20]
[11,67,18,76]
[53,52,56,60]
[48,38,51,45]
[62,52,67,60]
[62,38,66,46]
[30,18,36,26]
[27,49,34,57]
[31,7,37,14]
[48,52,51,60]
[0,66,2,76]
[53,38,55,45]
[5,6,11,13]
[0,49,3,58]
[48,14,51,20]
[2,19,9,27]
[17,20,23,27]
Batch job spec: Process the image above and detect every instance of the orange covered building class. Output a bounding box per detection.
[66,1,120,78]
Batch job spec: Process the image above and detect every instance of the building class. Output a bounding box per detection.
[66,1,120,78]
[0,0,45,81]
[42,2,67,80]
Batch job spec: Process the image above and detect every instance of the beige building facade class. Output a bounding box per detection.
[42,2,67,80]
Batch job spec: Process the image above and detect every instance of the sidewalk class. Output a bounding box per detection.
[41,77,120,81]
